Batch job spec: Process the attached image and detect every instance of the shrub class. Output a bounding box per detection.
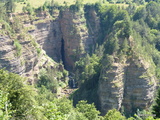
[14,40,22,57]
[76,100,100,120]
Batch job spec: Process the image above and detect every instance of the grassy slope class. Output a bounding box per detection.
[15,0,100,12]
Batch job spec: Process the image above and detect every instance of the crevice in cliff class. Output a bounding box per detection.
[61,38,66,69]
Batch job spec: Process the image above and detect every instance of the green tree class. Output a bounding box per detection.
[75,0,83,10]
[153,88,160,118]
[100,5,118,34]
[37,68,61,93]
[0,69,44,119]
[127,3,136,15]
[44,98,73,120]
[104,109,126,120]
[23,3,34,15]
[0,91,12,119]
[76,100,100,120]
[53,98,73,115]
[44,101,66,120]
[105,37,119,54]
[120,38,129,54]
[5,0,16,13]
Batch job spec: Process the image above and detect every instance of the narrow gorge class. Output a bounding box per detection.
[0,2,159,117]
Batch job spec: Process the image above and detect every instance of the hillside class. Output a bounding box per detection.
[0,0,160,119]
[15,0,100,12]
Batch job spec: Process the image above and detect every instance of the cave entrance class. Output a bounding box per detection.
[61,38,66,69]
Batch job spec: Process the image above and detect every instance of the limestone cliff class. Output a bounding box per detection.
[123,57,156,114]
[29,8,98,70]
[98,60,125,115]
[29,11,62,62]
[59,9,96,70]
[98,43,157,115]
[0,7,99,80]
[0,33,58,83]
[0,12,63,83]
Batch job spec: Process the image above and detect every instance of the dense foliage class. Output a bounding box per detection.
[0,69,99,119]
[72,0,160,118]
[153,88,160,118]
[0,69,128,120]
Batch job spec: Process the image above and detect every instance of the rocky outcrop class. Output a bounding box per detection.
[27,11,62,62]
[0,35,24,74]
[0,8,100,81]
[0,11,63,82]
[0,33,58,83]
[59,9,95,70]
[98,54,157,115]
[85,7,101,44]
[122,57,156,115]
[27,8,99,70]
[98,61,125,115]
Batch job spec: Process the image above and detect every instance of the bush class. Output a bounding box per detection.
[0,69,43,119]
[14,40,22,57]
[76,100,100,120]
[37,68,61,93]
[23,3,34,15]
[103,109,126,120]
[153,88,160,118]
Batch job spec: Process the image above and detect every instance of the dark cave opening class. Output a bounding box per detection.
[61,38,66,69]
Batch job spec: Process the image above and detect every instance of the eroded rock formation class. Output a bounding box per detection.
[59,9,96,70]
[98,51,157,115]
[0,34,58,83]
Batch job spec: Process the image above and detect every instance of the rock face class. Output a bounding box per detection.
[0,35,24,74]
[98,61,125,115]
[30,9,98,70]
[0,8,99,80]
[59,9,96,70]
[98,54,157,115]
[0,12,63,82]
[28,11,62,62]
[0,34,57,83]
[122,57,156,115]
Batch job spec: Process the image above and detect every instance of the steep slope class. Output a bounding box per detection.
[59,9,96,70]
[29,8,98,70]
[28,11,62,62]
[98,53,157,115]
[0,12,63,83]
[0,6,99,80]
[0,32,59,83]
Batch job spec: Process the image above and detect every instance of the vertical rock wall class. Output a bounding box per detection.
[98,62,125,115]
[98,55,157,115]
[122,58,156,114]
[29,8,99,70]
[59,9,95,70]
[29,11,62,62]
[0,33,58,83]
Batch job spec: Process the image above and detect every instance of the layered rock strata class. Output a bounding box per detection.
[0,34,57,83]
[98,54,157,115]
[59,9,95,70]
